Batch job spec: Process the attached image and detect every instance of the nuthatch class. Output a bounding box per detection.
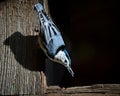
[34,3,74,77]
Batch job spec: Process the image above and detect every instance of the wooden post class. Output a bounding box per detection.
[0,0,48,95]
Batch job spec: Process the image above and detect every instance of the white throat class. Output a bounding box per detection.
[55,50,65,60]
[55,50,69,65]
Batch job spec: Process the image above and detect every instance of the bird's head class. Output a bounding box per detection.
[54,49,74,77]
[54,49,71,67]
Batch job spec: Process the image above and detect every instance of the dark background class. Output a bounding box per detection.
[0,0,119,89]
[48,0,119,86]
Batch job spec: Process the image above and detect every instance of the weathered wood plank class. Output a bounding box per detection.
[0,0,48,95]
[63,84,120,94]
[45,84,120,96]
[46,93,120,96]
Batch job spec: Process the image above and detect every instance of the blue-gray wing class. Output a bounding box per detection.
[39,11,65,57]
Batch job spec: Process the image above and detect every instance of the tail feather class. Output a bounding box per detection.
[34,3,43,12]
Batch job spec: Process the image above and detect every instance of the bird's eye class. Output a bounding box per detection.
[65,60,67,63]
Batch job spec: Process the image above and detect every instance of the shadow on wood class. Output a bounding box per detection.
[0,0,5,2]
[3,32,71,88]
[3,32,46,72]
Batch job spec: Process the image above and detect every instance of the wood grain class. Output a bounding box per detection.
[0,0,47,95]
[45,84,120,96]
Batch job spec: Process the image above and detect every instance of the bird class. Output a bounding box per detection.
[34,3,74,77]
